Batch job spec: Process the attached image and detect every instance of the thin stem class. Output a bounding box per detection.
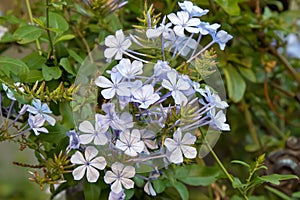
[46,0,54,60]
[205,138,249,200]
[25,0,42,55]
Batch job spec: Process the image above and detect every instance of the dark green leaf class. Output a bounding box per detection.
[23,52,46,70]
[0,56,29,79]
[180,176,216,186]
[48,12,69,34]
[38,123,68,143]
[265,185,291,200]
[59,102,75,129]
[42,65,62,81]
[239,67,256,82]
[223,65,246,102]
[152,179,167,194]
[13,25,43,44]
[173,181,189,200]
[60,57,76,75]
[83,180,101,200]
[231,160,251,169]
[68,49,84,64]
[24,70,44,82]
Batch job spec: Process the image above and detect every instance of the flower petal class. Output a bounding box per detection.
[90,156,107,170]
[111,179,123,193]
[71,151,85,164]
[86,166,100,183]
[72,165,86,180]
[104,171,117,184]
[120,165,135,178]
[181,145,197,159]
[79,121,95,133]
[84,146,98,161]
[169,147,183,164]
[120,177,134,190]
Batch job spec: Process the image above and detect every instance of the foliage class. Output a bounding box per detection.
[0,0,299,199]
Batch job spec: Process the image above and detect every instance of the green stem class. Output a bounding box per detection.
[46,0,54,60]
[25,0,42,55]
[205,139,249,200]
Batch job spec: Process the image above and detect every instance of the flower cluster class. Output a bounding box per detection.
[69,1,232,198]
[1,83,56,137]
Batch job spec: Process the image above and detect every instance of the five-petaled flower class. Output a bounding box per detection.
[167,11,200,37]
[104,162,136,193]
[162,70,190,105]
[208,108,230,131]
[71,146,107,183]
[131,84,160,109]
[213,30,233,50]
[104,29,131,60]
[78,117,109,145]
[178,1,209,17]
[164,128,197,164]
[115,129,145,157]
[27,99,56,126]
[116,58,143,79]
[28,114,48,136]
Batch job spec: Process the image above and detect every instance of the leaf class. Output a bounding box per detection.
[68,49,84,64]
[59,102,75,129]
[173,181,189,200]
[23,52,46,70]
[83,180,101,200]
[265,185,291,200]
[292,191,300,198]
[48,12,69,34]
[60,57,76,75]
[54,34,75,45]
[24,70,44,82]
[214,0,240,16]
[232,177,245,189]
[42,65,62,81]
[180,176,216,186]
[152,179,167,194]
[231,160,251,169]
[38,123,68,143]
[239,67,256,82]
[13,25,43,44]
[258,174,298,185]
[223,65,246,102]
[0,56,29,80]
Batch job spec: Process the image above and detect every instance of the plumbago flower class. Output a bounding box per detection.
[69,0,232,198]
[27,99,56,126]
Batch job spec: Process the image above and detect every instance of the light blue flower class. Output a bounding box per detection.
[131,84,160,109]
[104,29,131,60]
[178,1,209,17]
[198,22,220,35]
[2,82,24,101]
[71,146,107,183]
[116,58,143,79]
[109,189,126,200]
[146,16,173,39]
[115,129,145,157]
[27,99,56,126]
[67,130,80,149]
[164,128,197,164]
[28,114,48,136]
[162,70,190,105]
[95,72,131,99]
[167,11,200,37]
[197,86,228,109]
[213,30,233,50]
[208,108,230,131]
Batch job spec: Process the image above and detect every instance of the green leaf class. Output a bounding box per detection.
[232,177,245,189]
[180,176,216,186]
[38,123,68,143]
[59,102,75,129]
[0,56,29,79]
[223,65,246,102]
[68,49,84,64]
[13,25,43,44]
[23,52,46,70]
[83,181,101,200]
[133,176,145,188]
[292,191,300,198]
[265,185,291,200]
[48,12,69,34]
[214,0,240,16]
[258,174,298,185]
[231,160,251,169]
[24,70,44,82]
[42,65,62,81]
[60,57,76,75]
[54,34,75,45]
[173,181,189,200]
[152,179,167,194]
[239,67,256,82]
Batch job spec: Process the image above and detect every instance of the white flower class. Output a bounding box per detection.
[0,25,8,41]
[131,84,160,109]
[71,146,107,183]
[167,11,200,37]
[146,16,173,39]
[78,118,108,145]
[164,128,197,164]
[116,129,145,157]
[140,129,158,153]
[104,29,131,60]
[104,162,135,193]
[2,82,24,101]
[153,60,172,79]
[95,72,131,99]
[162,70,190,105]
[178,1,209,17]
[198,22,220,35]
[116,58,143,79]
[208,108,230,131]
[27,99,56,126]
[28,114,48,136]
